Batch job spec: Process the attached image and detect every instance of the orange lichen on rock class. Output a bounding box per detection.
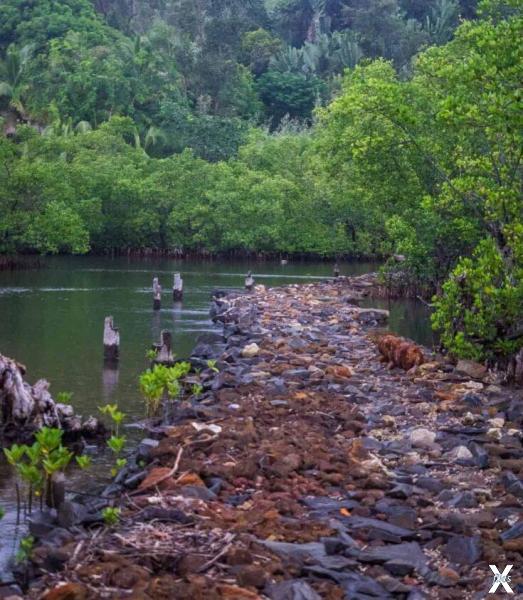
[377,334,425,371]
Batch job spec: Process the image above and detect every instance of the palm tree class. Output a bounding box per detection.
[0,44,34,116]
[425,0,459,44]
[134,125,166,155]
[75,121,93,134]
[42,117,93,138]
[270,45,306,73]
[331,31,363,71]
[303,33,331,74]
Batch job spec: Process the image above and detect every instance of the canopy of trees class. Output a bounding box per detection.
[0,0,521,365]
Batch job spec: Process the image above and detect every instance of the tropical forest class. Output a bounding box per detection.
[0,0,522,598]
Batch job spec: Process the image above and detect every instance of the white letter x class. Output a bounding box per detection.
[489,565,514,594]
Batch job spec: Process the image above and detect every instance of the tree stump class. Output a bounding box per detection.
[173,272,184,301]
[154,330,175,365]
[333,263,340,278]
[153,277,162,310]
[103,316,120,361]
[0,355,34,424]
[0,353,107,443]
[245,270,255,291]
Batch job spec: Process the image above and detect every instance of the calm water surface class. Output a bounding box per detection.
[0,256,433,577]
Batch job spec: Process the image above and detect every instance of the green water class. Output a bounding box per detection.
[0,256,434,577]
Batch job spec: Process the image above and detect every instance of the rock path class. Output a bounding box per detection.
[20,276,523,599]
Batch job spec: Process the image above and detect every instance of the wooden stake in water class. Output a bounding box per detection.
[333,263,340,278]
[103,316,120,361]
[155,330,174,365]
[173,272,184,301]
[245,270,255,291]
[153,277,162,310]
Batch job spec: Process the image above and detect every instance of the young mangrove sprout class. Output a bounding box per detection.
[99,404,127,478]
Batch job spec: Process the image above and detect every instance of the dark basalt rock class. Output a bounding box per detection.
[57,500,88,528]
[136,438,159,462]
[266,580,321,600]
[28,510,58,538]
[415,477,445,494]
[341,516,415,542]
[500,521,523,541]
[447,491,478,508]
[341,571,392,599]
[502,471,523,498]
[376,504,417,530]
[443,535,482,565]
[356,542,430,577]
[258,540,327,564]
[302,496,360,516]
[468,441,489,468]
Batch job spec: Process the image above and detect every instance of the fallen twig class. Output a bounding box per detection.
[130,446,184,496]
[196,535,236,573]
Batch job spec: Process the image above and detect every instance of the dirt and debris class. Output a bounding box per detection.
[14,274,523,599]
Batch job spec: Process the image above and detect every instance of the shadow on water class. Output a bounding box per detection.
[0,256,435,575]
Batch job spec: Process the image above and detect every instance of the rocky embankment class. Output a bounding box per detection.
[14,275,523,599]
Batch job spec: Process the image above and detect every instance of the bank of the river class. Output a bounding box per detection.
[11,274,522,599]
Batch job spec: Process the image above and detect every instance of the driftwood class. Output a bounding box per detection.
[0,353,105,442]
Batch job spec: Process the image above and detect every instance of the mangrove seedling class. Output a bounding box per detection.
[35,428,73,509]
[56,391,73,404]
[99,404,127,478]
[207,359,219,373]
[0,506,4,520]
[4,428,72,514]
[145,348,157,361]
[139,362,192,417]
[15,535,34,563]
[192,383,203,396]
[139,369,165,416]
[3,444,26,518]
[75,455,92,469]
[102,506,121,527]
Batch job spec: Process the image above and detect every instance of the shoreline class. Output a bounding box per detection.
[5,274,523,599]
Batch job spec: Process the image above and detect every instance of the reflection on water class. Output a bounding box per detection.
[360,297,436,348]
[0,256,434,576]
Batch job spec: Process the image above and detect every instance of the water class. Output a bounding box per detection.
[0,256,433,577]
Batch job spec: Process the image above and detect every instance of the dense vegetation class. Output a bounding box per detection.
[0,0,521,366]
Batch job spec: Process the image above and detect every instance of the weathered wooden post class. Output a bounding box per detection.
[103,316,120,361]
[245,270,255,291]
[333,263,340,278]
[173,272,184,301]
[153,277,162,310]
[155,330,175,365]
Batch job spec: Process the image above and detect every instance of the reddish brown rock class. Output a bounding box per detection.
[41,584,88,600]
